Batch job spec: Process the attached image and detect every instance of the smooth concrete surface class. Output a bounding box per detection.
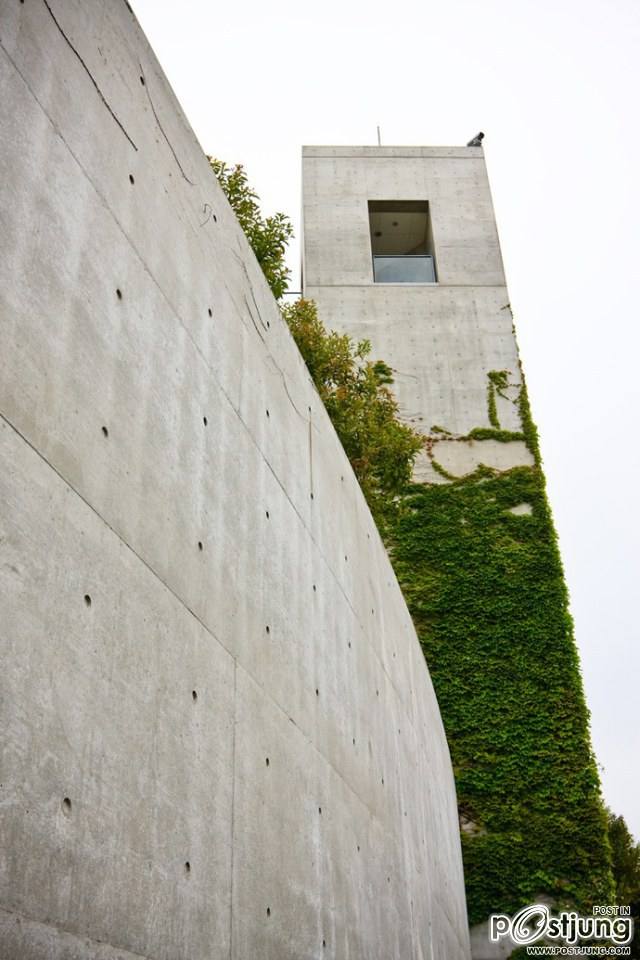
[0,2,470,958]
[429,438,534,478]
[413,438,535,484]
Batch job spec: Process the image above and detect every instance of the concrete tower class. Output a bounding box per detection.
[301,144,532,475]
[301,145,613,957]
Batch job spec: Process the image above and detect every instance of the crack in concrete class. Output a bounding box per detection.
[243,293,266,345]
[279,367,309,421]
[42,0,138,152]
[241,262,270,332]
[139,62,194,185]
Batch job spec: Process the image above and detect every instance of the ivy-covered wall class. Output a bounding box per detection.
[389,371,615,925]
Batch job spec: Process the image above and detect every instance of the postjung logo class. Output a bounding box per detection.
[489,903,634,948]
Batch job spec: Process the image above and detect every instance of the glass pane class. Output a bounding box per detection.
[373,255,436,283]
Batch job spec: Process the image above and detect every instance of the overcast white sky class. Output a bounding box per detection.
[132,0,640,841]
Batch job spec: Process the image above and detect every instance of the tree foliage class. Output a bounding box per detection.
[208,157,293,299]
[608,811,640,906]
[608,810,640,957]
[282,298,423,530]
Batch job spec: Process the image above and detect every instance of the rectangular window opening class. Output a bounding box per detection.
[368,200,437,283]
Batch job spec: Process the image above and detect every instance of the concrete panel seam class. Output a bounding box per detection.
[0,412,229,669]
[0,906,156,960]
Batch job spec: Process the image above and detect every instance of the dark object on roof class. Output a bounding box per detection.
[467,132,485,147]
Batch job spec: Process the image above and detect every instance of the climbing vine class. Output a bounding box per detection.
[487,368,511,428]
[388,371,614,925]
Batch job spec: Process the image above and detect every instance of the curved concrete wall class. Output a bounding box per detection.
[0,3,470,958]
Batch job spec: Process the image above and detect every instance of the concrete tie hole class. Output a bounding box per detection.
[116,288,122,300]
[323,940,326,949]
[62,797,72,817]
[265,510,269,519]
[312,584,316,592]
[265,757,270,767]
[192,690,198,702]
[101,425,109,438]
[208,308,212,317]
[84,594,92,608]
[184,861,191,874]
[265,625,270,634]
[139,75,145,85]
[318,806,322,815]
[197,541,203,552]
[266,409,270,418]
[315,688,319,697]
[129,174,135,185]
[266,907,271,918]
[203,416,208,426]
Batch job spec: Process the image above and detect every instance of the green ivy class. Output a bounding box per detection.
[466,427,525,443]
[487,369,511,428]
[388,375,614,924]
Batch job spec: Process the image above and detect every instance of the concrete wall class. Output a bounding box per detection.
[302,146,533,483]
[0,3,470,958]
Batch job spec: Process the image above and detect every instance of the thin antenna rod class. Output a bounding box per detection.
[377,125,382,146]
